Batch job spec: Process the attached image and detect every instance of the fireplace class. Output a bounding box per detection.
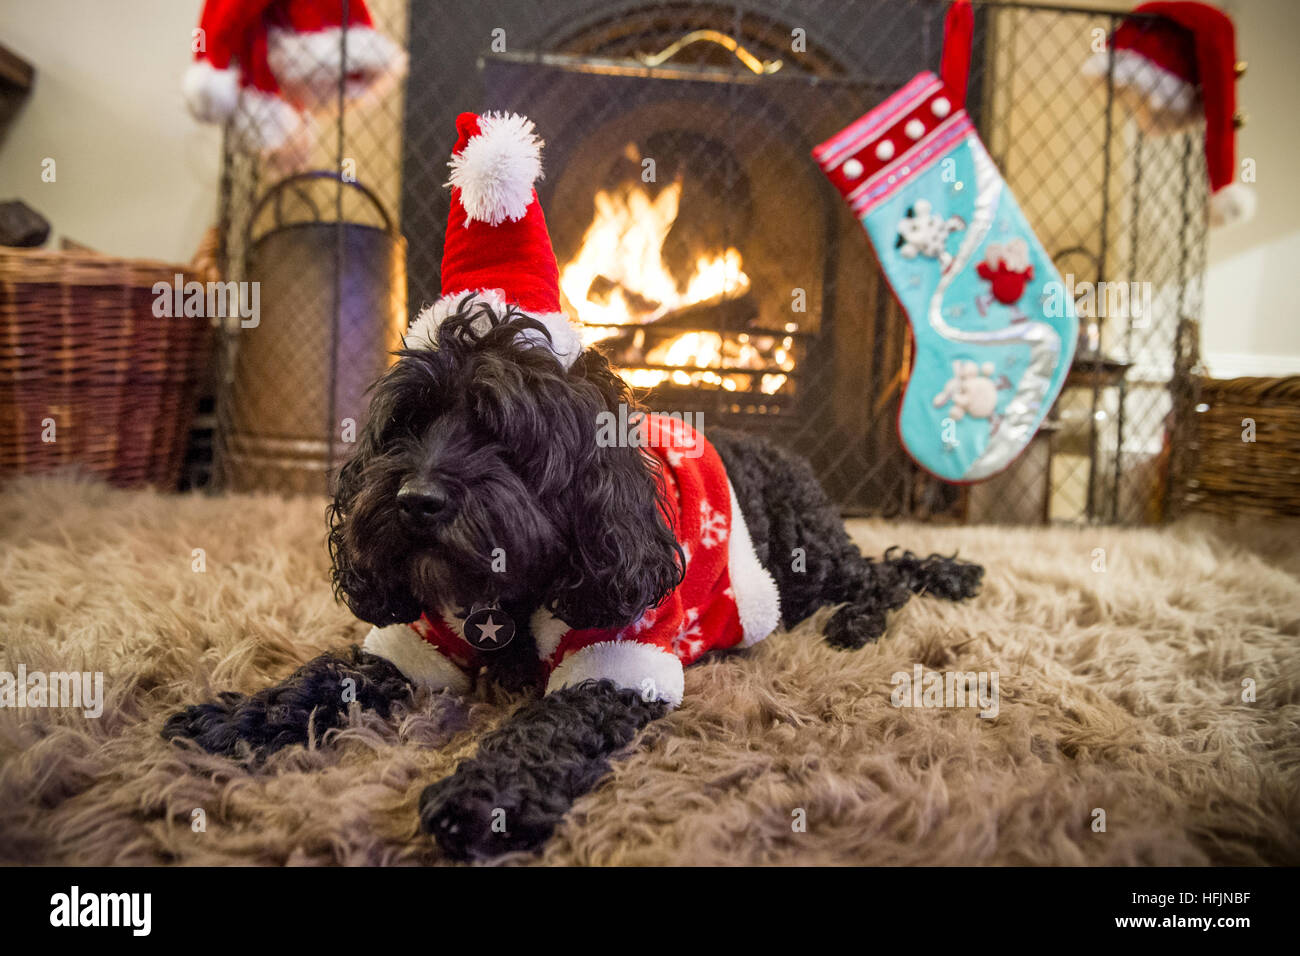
[401,0,969,516]
[205,0,1213,526]
[549,109,817,419]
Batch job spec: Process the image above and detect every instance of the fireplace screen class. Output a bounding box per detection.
[510,64,833,418]
[462,9,955,517]
[557,131,797,404]
[215,0,1209,526]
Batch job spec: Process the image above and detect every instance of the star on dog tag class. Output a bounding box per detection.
[464,607,515,651]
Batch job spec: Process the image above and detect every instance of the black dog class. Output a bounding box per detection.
[165,297,982,860]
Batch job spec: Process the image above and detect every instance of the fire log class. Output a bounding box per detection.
[586,275,660,317]
[650,291,758,331]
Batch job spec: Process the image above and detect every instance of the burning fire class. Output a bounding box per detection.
[630,332,792,395]
[559,170,796,397]
[560,177,749,333]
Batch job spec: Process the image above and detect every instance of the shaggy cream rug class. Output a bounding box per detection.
[0,475,1297,866]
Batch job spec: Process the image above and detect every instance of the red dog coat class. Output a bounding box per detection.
[363,414,781,708]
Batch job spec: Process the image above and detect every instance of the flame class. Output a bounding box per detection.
[559,169,796,397]
[560,178,749,340]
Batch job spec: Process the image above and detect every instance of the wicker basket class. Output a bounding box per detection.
[1184,375,1300,518]
[0,245,213,488]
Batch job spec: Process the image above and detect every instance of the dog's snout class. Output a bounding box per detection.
[398,478,450,524]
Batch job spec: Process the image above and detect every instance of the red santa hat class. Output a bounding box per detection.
[1082,1,1253,227]
[183,0,406,155]
[403,112,583,369]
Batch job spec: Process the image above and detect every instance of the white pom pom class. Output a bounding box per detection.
[183,61,240,123]
[446,112,544,226]
[1210,183,1256,228]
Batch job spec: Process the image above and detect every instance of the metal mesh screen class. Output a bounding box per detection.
[215,0,1209,525]
[214,0,409,495]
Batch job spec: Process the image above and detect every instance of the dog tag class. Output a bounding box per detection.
[463,607,515,651]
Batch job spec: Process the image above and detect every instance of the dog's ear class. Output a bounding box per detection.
[542,350,685,630]
[327,368,424,626]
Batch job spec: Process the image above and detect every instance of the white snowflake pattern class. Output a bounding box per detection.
[679,541,693,568]
[665,449,684,468]
[698,499,728,549]
[620,607,658,639]
[671,608,705,661]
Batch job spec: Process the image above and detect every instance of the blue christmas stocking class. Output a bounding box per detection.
[814,4,1076,483]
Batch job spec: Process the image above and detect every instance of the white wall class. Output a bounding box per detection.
[0,0,220,264]
[1011,0,1299,376]
[1201,0,1300,377]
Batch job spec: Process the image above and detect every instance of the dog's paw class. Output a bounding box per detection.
[419,768,565,861]
[163,689,319,759]
[884,548,985,602]
[163,649,413,760]
[418,681,663,860]
[162,691,263,758]
[925,556,984,602]
[826,602,889,649]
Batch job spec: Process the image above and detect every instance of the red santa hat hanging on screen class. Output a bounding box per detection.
[1082,1,1252,227]
[184,0,407,157]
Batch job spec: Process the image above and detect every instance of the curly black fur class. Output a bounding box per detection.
[418,679,666,860]
[708,427,983,648]
[162,646,411,760]
[327,296,685,630]
[167,293,985,860]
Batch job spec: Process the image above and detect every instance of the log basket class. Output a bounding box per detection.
[219,171,406,496]
[0,237,215,488]
[1184,375,1300,519]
